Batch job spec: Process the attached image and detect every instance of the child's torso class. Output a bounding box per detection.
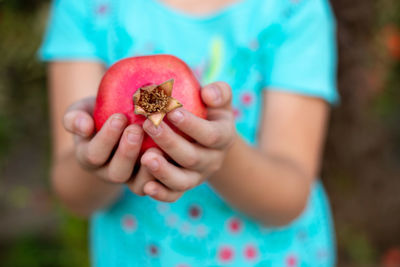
[89,0,336,266]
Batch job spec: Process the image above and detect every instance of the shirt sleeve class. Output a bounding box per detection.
[39,0,103,62]
[264,0,339,104]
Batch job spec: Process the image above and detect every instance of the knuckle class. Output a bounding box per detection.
[119,143,137,159]
[183,153,199,169]
[218,125,234,149]
[176,180,192,192]
[76,147,94,170]
[118,145,129,158]
[85,148,103,166]
[107,168,127,183]
[106,168,116,181]
[210,158,223,174]
[160,134,175,150]
[205,129,220,147]
[104,123,117,136]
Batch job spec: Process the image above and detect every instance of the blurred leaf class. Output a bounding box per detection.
[338,226,378,265]
[9,186,30,209]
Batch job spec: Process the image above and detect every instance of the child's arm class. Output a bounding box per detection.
[209,88,329,226]
[132,82,328,226]
[49,62,144,217]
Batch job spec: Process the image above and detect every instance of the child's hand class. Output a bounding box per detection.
[63,97,144,183]
[127,82,235,202]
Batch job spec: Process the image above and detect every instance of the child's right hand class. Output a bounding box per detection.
[63,97,144,183]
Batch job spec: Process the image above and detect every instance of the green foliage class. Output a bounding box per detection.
[1,214,89,267]
[338,226,378,265]
[0,2,50,158]
[0,0,49,12]
[0,2,89,267]
[58,212,90,267]
[372,0,400,159]
[0,113,12,157]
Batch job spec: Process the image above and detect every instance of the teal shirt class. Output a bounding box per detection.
[41,0,338,266]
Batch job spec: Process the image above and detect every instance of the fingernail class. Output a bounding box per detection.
[111,115,124,130]
[209,85,221,105]
[147,159,159,171]
[168,110,183,123]
[127,130,141,144]
[76,117,88,134]
[145,121,162,136]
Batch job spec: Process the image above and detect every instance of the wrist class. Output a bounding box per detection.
[207,133,242,185]
[51,149,124,216]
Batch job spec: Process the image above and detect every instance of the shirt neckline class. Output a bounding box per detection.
[147,0,254,23]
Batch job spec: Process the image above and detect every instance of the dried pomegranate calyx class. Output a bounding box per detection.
[133,79,182,126]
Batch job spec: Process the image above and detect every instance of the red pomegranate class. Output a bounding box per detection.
[94,55,207,153]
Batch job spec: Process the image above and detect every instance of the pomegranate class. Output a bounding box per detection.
[94,55,207,153]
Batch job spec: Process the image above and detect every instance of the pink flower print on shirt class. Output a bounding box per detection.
[218,246,234,263]
[157,203,170,214]
[286,254,298,267]
[227,217,243,234]
[121,214,137,233]
[148,244,159,257]
[166,214,178,226]
[241,92,254,106]
[96,4,109,15]
[249,40,260,51]
[181,222,191,235]
[196,224,209,238]
[244,244,258,261]
[188,204,202,219]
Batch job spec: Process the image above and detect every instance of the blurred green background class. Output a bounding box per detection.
[0,0,399,266]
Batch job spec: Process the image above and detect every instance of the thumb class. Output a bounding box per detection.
[201,82,232,109]
[64,97,96,137]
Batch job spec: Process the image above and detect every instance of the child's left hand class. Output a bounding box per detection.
[127,82,235,202]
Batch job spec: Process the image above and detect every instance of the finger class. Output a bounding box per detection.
[126,164,154,196]
[167,108,234,149]
[77,113,127,168]
[63,97,96,137]
[143,180,183,203]
[201,82,232,109]
[125,148,164,196]
[141,149,200,192]
[64,110,95,138]
[106,124,144,183]
[143,120,212,170]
